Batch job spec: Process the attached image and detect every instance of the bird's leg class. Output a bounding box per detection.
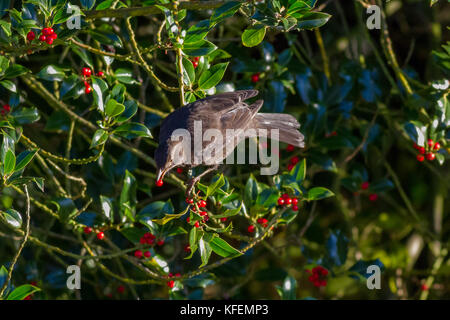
[185,165,219,197]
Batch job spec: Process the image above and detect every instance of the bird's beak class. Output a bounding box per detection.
[156,167,167,182]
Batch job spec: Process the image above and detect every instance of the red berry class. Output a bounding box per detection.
[140,237,147,244]
[290,156,299,165]
[157,239,164,246]
[96,71,104,77]
[167,280,175,288]
[417,154,424,162]
[277,197,285,206]
[292,205,299,211]
[251,73,260,83]
[361,181,369,190]
[85,85,92,94]
[146,238,154,245]
[418,147,425,154]
[27,31,35,41]
[83,226,92,234]
[433,142,440,151]
[427,139,434,147]
[193,57,200,62]
[421,284,429,291]
[45,37,54,45]
[192,61,198,68]
[369,193,378,202]
[285,198,292,205]
[156,179,164,187]
[117,285,125,294]
[194,221,200,228]
[282,193,289,199]
[134,250,143,258]
[220,217,227,222]
[3,104,11,112]
[39,34,46,42]
[248,225,255,233]
[286,144,295,152]
[144,251,151,258]
[186,197,194,204]
[287,164,294,171]
[176,167,183,174]
[96,232,105,240]
[186,217,190,223]
[426,152,435,161]
[175,273,181,277]
[413,143,419,150]
[292,198,298,205]
[82,67,92,77]
[198,200,207,207]
[184,244,191,252]
[42,27,54,36]
[49,33,57,40]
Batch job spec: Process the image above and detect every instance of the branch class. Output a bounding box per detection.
[85,1,231,20]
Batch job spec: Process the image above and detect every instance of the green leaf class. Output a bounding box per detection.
[4,64,29,78]
[51,198,77,221]
[104,99,125,118]
[116,100,138,123]
[99,195,114,221]
[244,174,259,205]
[209,236,242,258]
[14,149,38,173]
[289,158,306,184]
[113,122,152,139]
[115,68,137,84]
[37,65,67,81]
[210,1,241,24]
[3,149,15,175]
[182,57,195,86]
[206,174,225,197]
[276,275,297,300]
[307,187,334,201]
[198,237,213,267]
[120,227,146,243]
[52,3,84,25]
[242,25,266,47]
[120,170,137,216]
[11,107,40,124]
[296,12,331,29]
[90,129,108,148]
[1,209,22,228]
[184,20,211,44]
[0,80,16,92]
[213,202,242,218]
[198,62,228,90]
[183,39,217,57]
[152,206,189,225]
[91,77,109,112]
[6,284,40,300]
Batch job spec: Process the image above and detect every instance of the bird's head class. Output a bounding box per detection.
[155,139,187,182]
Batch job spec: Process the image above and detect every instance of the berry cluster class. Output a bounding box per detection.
[167,272,181,289]
[306,266,328,287]
[1,104,11,116]
[81,67,104,94]
[414,139,440,162]
[191,56,199,68]
[134,249,151,259]
[27,27,58,45]
[139,232,156,245]
[277,193,300,211]
[186,198,208,228]
[83,226,105,240]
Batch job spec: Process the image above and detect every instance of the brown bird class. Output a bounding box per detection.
[155,90,304,194]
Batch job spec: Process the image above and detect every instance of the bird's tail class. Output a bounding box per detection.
[253,113,305,148]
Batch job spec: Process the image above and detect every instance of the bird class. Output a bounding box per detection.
[154,90,304,195]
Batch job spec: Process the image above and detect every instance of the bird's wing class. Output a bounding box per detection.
[191,90,259,114]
